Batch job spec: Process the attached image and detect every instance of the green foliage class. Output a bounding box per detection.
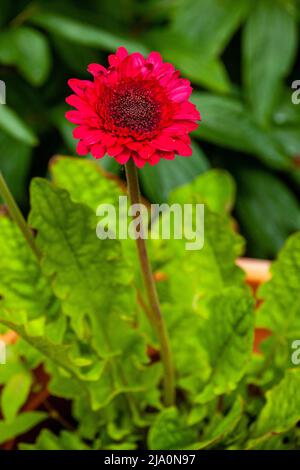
[0,157,300,449]
[169,169,235,213]
[193,398,243,450]
[195,288,254,404]
[252,369,300,438]
[148,398,243,450]
[30,11,149,55]
[236,169,300,258]
[1,0,300,451]
[0,216,55,321]
[243,0,297,126]
[0,0,298,256]
[148,408,198,450]
[50,156,122,209]
[0,133,32,202]
[139,143,209,203]
[252,233,300,380]
[20,430,91,450]
[172,0,250,57]
[192,93,291,170]
[0,104,38,146]
[1,371,32,422]
[0,412,47,445]
[257,232,300,336]
[0,26,51,85]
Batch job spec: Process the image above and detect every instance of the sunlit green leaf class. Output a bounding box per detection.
[257,232,300,336]
[195,288,254,403]
[1,372,32,422]
[252,369,300,437]
[29,179,160,410]
[148,407,198,450]
[20,429,90,450]
[0,412,47,445]
[50,156,122,210]
[0,216,55,321]
[191,398,243,449]
[169,169,235,214]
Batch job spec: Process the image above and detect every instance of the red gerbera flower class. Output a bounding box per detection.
[66,47,200,168]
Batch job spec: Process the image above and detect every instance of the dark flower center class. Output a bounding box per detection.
[107,84,161,134]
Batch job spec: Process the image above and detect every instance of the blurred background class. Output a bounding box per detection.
[0,0,299,259]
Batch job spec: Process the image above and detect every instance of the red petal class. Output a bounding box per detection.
[138,145,155,160]
[147,51,163,71]
[174,140,192,156]
[66,95,92,113]
[132,154,146,168]
[76,141,89,156]
[170,87,192,103]
[101,133,117,147]
[65,111,83,124]
[91,143,106,159]
[164,123,187,135]
[116,47,128,60]
[159,151,175,161]
[68,78,93,95]
[115,150,131,164]
[74,127,103,144]
[109,48,128,67]
[148,153,160,165]
[151,135,176,152]
[130,52,145,69]
[87,63,107,77]
[107,143,124,157]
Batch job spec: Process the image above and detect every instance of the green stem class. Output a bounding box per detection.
[0,172,41,260]
[125,159,175,407]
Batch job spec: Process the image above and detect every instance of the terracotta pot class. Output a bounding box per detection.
[0,330,18,345]
[236,258,272,353]
[236,257,271,292]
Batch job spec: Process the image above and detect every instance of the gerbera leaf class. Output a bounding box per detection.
[139,142,209,203]
[0,105,38,146]
[28,178,161,410]
[192,93,291,170]
[243,0,298,126]
[0,215,55,321]
[0,412,47,445]
[30,12,149,55]
[251,369,300,438]
[0,26,51,86]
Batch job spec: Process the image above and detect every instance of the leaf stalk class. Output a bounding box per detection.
[0,172,41,260]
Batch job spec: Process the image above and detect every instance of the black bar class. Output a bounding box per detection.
[0,450,298,467]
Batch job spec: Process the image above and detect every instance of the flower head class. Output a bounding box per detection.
[66,47,200,168]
